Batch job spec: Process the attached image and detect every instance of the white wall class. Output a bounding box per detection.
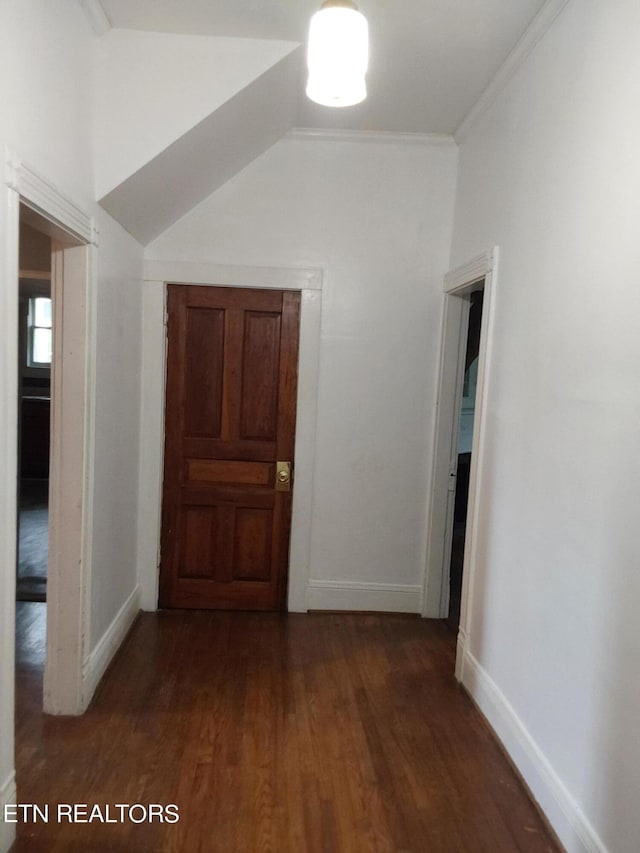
[94,29,299,199]
[451,1,640,850]
[0,0,93,205]
[147,134,458,612]
[89,208,143,647]
[0,5,143,848]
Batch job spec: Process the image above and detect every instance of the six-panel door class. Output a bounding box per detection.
[159,285,300,610]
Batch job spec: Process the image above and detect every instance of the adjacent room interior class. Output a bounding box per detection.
[447,289,483,633]
[16,221,51,606]
[15,219,51,722]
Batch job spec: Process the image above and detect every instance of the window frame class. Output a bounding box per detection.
[27,295,53,367]
[19,278,52,380]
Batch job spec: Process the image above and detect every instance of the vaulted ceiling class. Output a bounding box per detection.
[88,0,551,243]
[99,0,548,134]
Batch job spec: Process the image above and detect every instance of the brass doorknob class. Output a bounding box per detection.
[276,461,291,492]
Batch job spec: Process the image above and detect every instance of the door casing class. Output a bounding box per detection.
[422,248,499,681]
[137,263,323,614]
[1,157,98,853]
[0,152,97,804]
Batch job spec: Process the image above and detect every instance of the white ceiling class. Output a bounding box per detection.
[99,0,549,134]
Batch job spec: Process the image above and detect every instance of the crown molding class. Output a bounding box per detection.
[288,128,457,148]
[454,0,570,144]
[5,147,96,245]
[77,0,112,36]
[444,249,496,293]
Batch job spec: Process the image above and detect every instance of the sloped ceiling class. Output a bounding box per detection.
[94,29,300,199]
[88,0,550,243]
[99,0,549,134]
[94,27,300,243]
[99,49,301,245]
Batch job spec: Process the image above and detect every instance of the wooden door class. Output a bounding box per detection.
[159,285,300,610]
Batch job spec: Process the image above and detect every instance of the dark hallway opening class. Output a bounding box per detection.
[16,220,52,603]
[445,289,483,633]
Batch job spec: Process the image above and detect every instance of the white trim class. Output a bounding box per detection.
[81,241,99,704]
[77,0,112,36]
[0,771,17,853]
[454,0,571,144]
[44,244,95,715]
[287,288,322,612]
[0,179,18,853]
[144,259,322,291]
[422,249,498,641]
[423,293,470,618]
[136,261,323,614]
[307,580,422,613]
[82,586,140,701]
[137,282,168,611]
[462,649,606,853]
[288,128,457,148]
[444,251,494,293]
[455,249,499,678]
[5,147,96,245]
[2,149,96,716]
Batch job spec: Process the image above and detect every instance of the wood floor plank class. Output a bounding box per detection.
[13,605,559,852]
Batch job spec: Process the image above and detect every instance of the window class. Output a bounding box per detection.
[28,297,52,366]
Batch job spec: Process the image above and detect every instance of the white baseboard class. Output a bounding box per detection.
[0,771,16,853]
[461,648,607,853]
[306,580,421,613]
[82,585,140,704]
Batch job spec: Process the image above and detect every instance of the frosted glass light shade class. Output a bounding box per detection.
[306,3,368,107]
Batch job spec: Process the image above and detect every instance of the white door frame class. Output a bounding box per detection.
[1,149,98,717]
[422,248,499,679]
[137,260,323,614]
[423,292,471,619]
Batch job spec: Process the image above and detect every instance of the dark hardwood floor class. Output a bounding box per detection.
[446,522,465,634]
[16,480,48,602]
[14,608,559,852]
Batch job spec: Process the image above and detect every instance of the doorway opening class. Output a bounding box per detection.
[2,160,96,845]
[15,217,52,732]
[159,284,301,611]
[445,290,483,632]
[11,198,94,716]
[423,248,498,678]
[137,264,322,614]
[17,221,52,607]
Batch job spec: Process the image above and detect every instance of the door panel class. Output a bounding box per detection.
[240,311,281,439]
[184,308,224,436]
[233,508,272,581]
[181,508,218,579]
[187,459,274,486]
[159,285,300,610]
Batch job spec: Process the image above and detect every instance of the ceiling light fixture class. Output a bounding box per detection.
[306,0,369,108]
